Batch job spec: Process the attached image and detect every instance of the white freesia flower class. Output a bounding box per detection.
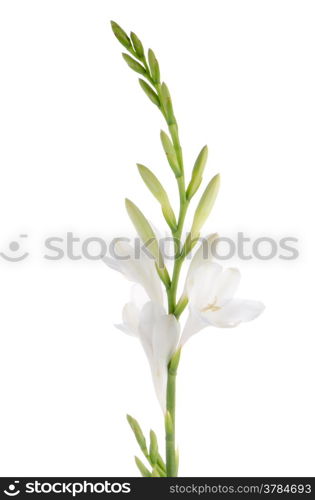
[104,239,163,305]
[180,236,265,345]
[116,287,180,412]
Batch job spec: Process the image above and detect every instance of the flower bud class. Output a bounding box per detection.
[135,456,151,477]
[186,145,208,200]
[110,21,131,49]
[161,82,175,124]
[122,53,146,76]
[148,48,160,83]
[138,79,160,107]
[191,174,220,239]
[160,130,181,177]
[126,414,148,455]
[137,164,177,230]
[130,32,144,58]
[149,430,158,465]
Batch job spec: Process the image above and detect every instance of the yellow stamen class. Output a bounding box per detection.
[201,296,221,312]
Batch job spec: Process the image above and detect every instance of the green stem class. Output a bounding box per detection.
[166,361,177,476]
[132,47,189,477]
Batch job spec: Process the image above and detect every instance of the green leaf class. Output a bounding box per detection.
[148,48,160,83]
[138,79,160,107]
[110,21,131,49]
[135,456,151,477]
[130,32,144,58]
[149,430,158,465]
[186,145,208,200]
[137,164,177,229]
[191,174,220,239]
[122,53,146,76]
[160,130,181,177]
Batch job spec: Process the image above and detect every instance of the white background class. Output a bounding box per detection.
[0,0,314,477]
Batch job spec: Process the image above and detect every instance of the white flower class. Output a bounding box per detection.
[116,286,180,412]
[104,239,163,305]
[180,236,265,345]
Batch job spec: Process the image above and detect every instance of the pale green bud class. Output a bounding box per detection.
[149,430,158,465]
[160,130,181,177]
[110,21,131,49]
[135,456,151,477]
[137,164,177,230]
[138,79,160,107]
[186,145,208,200]
[122,53,146,76]
[130,32,144,58]
[160,82,175,123]
[125,199,169,283]
[126,414,148,456]
[148,48,160,83]
[191,174,220,239]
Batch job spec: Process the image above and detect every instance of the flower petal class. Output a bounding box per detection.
[152,314,180,412]
[104,240,164,305]
[180,307,209,346]
[138,301,165,366]
[183,234,218,295]
[188,262,222,308]
[208,299,265,327]
[213,267,241,306]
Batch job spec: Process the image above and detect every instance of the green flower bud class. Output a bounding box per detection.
[130,32,144,58]
[160,130,181,177]
[138,79,160,107]
[191,174,220,239]
[161,82,175,123]
[149,430,158,465]
[122,53,146,76]
[137,164,177,230]
[135,456,151,477]
[110,21,131,49]
[186,145,208,200]
[148,48,160,83]
[126,415,148,456]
